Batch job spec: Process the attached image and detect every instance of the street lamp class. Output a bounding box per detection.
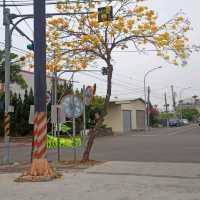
[179,87,191,120]
[144,66,162,131]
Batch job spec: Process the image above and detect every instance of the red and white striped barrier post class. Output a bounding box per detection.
[32,112,47,159]
[4,112,10,137]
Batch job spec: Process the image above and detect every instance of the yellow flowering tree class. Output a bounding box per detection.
[46,0,192,161]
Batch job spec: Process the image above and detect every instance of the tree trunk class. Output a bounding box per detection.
[104,64,113,109]
[81,63,113,162]
[82,128,96,162]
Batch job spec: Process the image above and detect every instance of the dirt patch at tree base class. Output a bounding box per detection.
[0,159,104,177]
[14,159,62,182]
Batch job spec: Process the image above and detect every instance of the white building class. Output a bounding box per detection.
[11,70,66,97]
[104,98,145,133]
[177,97,200,113]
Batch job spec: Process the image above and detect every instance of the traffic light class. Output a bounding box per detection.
[102,67,108,75]
[27,43,34,51]
[20,56,26,61]
[98,6,113,22]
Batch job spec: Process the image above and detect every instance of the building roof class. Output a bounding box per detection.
[110,98,145,104]
[178,97,200,105]
[20,69,68,82]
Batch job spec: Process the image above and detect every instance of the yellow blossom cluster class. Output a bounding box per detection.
[25,0,191,72]
[47,63,61,72]
[48,18,69,29]
[155,33,170,47]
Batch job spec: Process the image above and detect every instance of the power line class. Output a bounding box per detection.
[86,71,144,90]
[80,71,146,92]
[11,0,33,33]
[90,64,144,84]
[75,72,167,102]
[0,26,28,38]
[0,0,102,7]
[0,41,29,54]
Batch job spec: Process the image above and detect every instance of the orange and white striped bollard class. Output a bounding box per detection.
[32,112,47,159]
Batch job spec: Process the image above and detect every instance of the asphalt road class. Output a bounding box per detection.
[0,124,200,163]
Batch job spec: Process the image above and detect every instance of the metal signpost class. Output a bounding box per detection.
[51,104,65,161]
[3,2,11,164]
[60,94,84,161]
[56,106,61,161]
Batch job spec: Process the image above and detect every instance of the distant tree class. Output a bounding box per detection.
[159,112,175,120]
[14,94,24,136]
[0,49,27,89]
[85,95,105,129]
[149,106,159,126]
[28,88,34,105]
[57,81,73,101]
[182,108,200,122]
[22,89,32,135]
[10,92,18,136]
[0,93,4,136]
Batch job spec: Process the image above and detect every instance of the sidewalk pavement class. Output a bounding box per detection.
[1,161,200,200]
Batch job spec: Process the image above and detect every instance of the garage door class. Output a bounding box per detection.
[123,110,132,132]
[136,110,145,129]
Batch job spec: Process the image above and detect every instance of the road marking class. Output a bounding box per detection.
[132,134,157,137]
[184,147,200,150]
[131,126,197,137]
[0,143,31,149]
[87,171,200,179]
[167,126,197,136]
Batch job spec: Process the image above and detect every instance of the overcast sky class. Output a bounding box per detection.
[0,0,199,110]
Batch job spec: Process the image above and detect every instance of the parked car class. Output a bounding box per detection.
[180,119,189,125]
[169,119,182,127]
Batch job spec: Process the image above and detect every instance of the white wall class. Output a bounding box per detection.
[104,100,145,133]
[11,70,65,99]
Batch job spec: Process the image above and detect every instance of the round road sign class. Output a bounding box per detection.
[60,95,83,119]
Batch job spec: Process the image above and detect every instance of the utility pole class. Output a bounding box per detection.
[32,0,47,160]
[144,66,162,131]
[3,0,11,164]
[51,50,57,137]
[147,86,151,129]
[164,92,169,113]
[171,85,176,112]
[164,92,169,127]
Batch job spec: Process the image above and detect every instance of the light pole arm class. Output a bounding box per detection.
[143,66,162,131]
[144,66,162,81]
[144,66,162,104]
[11,21,33,43]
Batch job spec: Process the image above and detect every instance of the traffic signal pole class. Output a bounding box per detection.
[3,4,11,164]
[32,0,47,160]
